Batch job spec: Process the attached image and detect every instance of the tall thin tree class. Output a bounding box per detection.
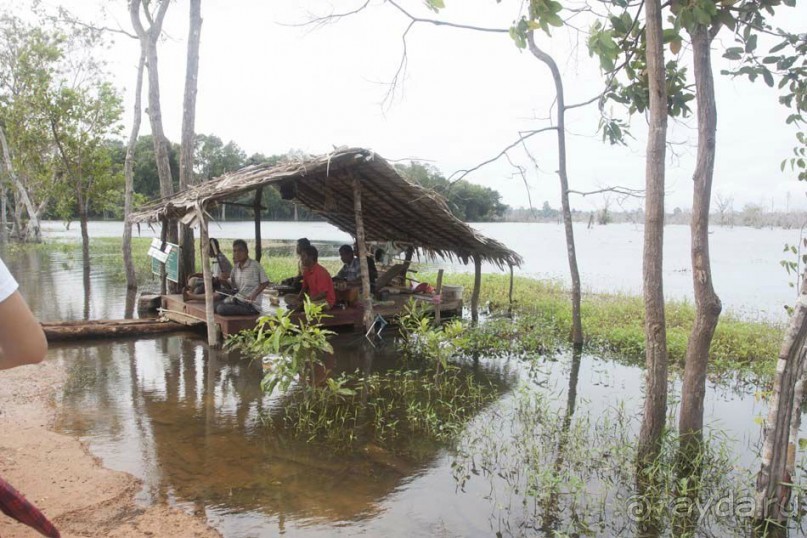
[677,21,722,469]
[123,51,147,290]
[637,0,669,469]
[178,0,203,281]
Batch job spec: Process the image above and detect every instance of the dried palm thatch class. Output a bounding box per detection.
[129,147,522,269]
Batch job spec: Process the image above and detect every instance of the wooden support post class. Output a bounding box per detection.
[508,264,514,315]
[434,269,444,325]
[199,216,219,347]
[159,218,168,295]
[471,255,482,325]
[254,187,263,262]
[352,177,374,332]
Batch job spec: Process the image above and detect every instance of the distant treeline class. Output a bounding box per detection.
[505,200,807,229]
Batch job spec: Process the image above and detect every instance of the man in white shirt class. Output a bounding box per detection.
[215,240,270,316]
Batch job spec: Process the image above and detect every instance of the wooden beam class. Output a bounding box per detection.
[254,187,263,262]
[220,200,267,210]
[352,176,374,332]
[471,255,482,325]
[199,215,220,347]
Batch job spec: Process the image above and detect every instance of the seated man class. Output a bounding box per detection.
[215,239,271,316]
[286,245,335,311]
[333,244,378,287]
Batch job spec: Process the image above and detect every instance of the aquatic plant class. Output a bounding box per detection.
[450,381,776,537]
[275,367,501,453]
[397,298,467,379]
[225,298,335,395]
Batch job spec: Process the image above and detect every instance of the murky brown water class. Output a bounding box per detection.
[48,333,516,536]
[2,243,802,536]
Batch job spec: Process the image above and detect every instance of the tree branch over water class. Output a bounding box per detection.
[567,186,644,198]
[447,127,558,185]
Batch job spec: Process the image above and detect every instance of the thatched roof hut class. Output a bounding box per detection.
[129,147,522,269]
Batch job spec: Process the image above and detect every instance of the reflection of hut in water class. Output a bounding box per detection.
[133,337,515,528]
[129,148,522,344]
[53,333,517,531]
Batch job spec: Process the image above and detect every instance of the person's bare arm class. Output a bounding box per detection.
[308,291,327,302]
[0,291,48,370]
[248,281,270,302]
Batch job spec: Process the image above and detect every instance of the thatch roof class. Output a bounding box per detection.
[129,147,522,268]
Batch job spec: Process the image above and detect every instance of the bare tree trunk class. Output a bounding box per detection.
[0,125,40,242]
[123,51,146,290]
[12,189,22,238]
[130,0,173,200]
[637,0,669,469]
[527,33,583,347]
[179,0,202,282]
[1,174,7,243]
[130,0,176,290]
[786,348,807,478]
[78,192,90,273]
[755,272,807,524]
[678,24,722,467]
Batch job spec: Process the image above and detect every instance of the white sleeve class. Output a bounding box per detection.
[0,257,19,303]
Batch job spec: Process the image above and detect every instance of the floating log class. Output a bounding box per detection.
[42,318,191,342]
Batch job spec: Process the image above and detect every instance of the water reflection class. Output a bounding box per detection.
[51,332,515,535]
[0,243,141,322]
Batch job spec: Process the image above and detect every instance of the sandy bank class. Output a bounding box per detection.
[0,359,220,538]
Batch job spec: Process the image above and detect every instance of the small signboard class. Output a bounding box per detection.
[148,240,180,283]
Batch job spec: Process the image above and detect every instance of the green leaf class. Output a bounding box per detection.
[693,6,711,25]
[745,34,758,54]
[662,28,680,44]
[723,47,743,61]
[546,13,564,27]
[762,68,774,88]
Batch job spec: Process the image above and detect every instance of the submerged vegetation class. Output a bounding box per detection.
[451,378,785,537]
[227,297,506,454]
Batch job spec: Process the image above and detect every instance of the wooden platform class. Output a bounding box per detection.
[160,293,463,338]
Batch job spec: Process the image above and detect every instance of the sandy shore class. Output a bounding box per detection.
[0,360,220,538]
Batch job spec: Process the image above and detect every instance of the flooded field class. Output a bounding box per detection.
[37,219,805,322]
[1,228,803,536]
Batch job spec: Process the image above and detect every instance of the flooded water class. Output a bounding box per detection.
[46,334,523,536]
[38,219,803,322]
[0,224,802,536]
[43,332,780,536]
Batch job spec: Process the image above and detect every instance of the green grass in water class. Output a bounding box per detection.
[13,239,783,380]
